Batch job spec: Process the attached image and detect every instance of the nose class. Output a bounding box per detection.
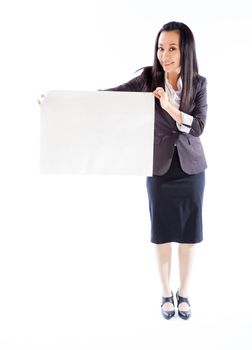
[161,50,171,62]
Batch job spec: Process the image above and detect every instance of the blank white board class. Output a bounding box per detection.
[40,91,154,175]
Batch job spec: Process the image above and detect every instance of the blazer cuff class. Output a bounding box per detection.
[176,112,194,133]
[176,122,191,133]
[181,112,193,126]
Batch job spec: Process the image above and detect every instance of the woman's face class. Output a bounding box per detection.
[157,30,181,75]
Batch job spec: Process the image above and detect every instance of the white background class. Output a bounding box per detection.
[0,0,252,349]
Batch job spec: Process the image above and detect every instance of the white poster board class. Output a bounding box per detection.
[40,91,154,175]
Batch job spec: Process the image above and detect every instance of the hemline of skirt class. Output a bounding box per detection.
[150,238,203,245]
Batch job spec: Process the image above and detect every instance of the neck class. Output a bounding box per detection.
[166,72,179,90]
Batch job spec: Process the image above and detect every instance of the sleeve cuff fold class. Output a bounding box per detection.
[176,112,193,133]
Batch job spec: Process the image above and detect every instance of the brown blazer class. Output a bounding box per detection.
[105,69,208,176]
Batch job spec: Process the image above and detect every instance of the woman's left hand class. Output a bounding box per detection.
[37,94,45,106]
[153,87,170,111]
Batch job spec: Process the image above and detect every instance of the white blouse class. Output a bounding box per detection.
[164,74,194,134]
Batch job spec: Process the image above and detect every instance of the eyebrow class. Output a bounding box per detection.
[158,42,178,46]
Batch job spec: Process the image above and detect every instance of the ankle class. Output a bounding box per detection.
[162,289,173,298]
[178,288,188,297]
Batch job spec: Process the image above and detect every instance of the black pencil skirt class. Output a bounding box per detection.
[146,147,205,244]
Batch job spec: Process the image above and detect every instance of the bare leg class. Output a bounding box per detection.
[178,243,196,311]
[155,243,174,312]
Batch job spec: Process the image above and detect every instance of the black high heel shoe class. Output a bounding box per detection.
[176,290,191,320]
[161,293,175,320]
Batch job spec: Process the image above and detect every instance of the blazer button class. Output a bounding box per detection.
[171,131,177,134]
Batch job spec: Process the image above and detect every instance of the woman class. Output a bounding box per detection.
[104,21,207,320]
[38,21,207,320]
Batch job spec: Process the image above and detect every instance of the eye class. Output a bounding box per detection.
[169,47,176,51]
[158,47,164,51]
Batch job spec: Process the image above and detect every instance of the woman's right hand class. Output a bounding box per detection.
[37,94,45,106]
[153,87,170,111]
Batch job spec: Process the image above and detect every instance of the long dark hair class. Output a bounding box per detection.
[141,21,199,111]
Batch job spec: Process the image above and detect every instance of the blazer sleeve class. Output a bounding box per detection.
[101,72,145,92]
[189,77,208,137]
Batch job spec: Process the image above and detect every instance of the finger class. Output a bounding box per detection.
[153,92,161,99]
[38,94,45,105]
[158,89,165,97]
[155,87,164,93]
[153,87,165,98]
